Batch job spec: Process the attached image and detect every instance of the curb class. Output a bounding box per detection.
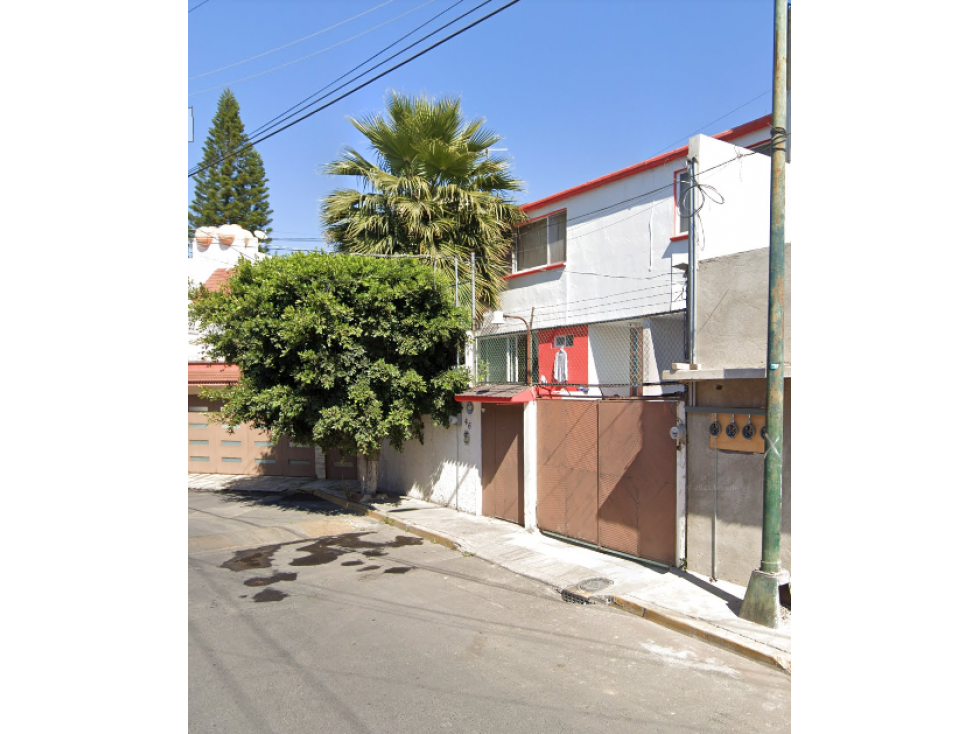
[301,487,460,552]
[606,594,791,675]
[301,487,789,675]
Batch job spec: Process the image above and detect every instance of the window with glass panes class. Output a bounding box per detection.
[514,210,566,272]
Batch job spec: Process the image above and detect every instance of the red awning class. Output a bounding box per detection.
[455,383,536,404]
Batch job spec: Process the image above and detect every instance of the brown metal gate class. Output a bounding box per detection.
[324,448,358,481]
[481,404,524,525]
[537,400,676,566]
[188,395,316,477]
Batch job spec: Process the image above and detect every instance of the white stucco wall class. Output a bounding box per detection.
[480,125,768,346]
[688,133,792,263]
[491,164,681,335]
[378,409,482,516]
[522,401,537,530]
[187,229,265,362]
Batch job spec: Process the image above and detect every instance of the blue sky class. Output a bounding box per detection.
[188,0,775,251]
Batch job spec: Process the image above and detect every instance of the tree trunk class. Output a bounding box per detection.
[358,452,380,496]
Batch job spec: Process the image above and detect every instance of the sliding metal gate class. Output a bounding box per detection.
[537,399,677,566]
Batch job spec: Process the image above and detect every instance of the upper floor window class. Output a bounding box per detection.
[514,210,566,272]
[674,169,692,236]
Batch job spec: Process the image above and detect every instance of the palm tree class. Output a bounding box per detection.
[320,92,526,317]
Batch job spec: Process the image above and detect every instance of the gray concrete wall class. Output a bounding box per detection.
[695,244,791,369]
[685,379,791,587]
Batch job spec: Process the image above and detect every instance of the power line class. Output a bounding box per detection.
[248,148,767,261]
[211,0,494,155]
[190,0,398,81]
[247,0,471,140]
[519,144,768,248]
[190,0,442,96]
[645,89,773,160]
[189,0,212,13]
[245,139,767,254]
[189,0,522,179]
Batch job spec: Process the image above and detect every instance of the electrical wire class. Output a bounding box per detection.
[643,89,773,161]
[189,0,523,179]
[190,0,399,81]
[257,142,767,256]
[246,0,471,140]
[189,128,770,323]
[190,0,443,97]
[189,0,212,13]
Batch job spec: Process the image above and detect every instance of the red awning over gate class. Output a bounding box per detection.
[455,383,536,404]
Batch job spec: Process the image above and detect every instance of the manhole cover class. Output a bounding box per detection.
[577,577,613,593]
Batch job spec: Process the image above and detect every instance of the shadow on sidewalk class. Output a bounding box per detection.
[668,569,744,608]
[213,489,354,517]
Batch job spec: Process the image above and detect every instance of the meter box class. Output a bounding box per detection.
[708,413,766,454]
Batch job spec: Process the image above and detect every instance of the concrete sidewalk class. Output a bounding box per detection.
[189,473,790,673]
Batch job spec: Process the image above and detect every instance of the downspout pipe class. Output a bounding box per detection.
[687,157,698,367]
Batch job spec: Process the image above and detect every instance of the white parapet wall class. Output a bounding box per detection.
[188,225,267,362]
[688,133,792,262]
[378,410,482,515]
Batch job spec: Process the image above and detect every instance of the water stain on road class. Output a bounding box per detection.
[244,572,298,587]
[288,533,424,568]
[220,545,281,572]
[253,588,288,603]
[221,532,425,597]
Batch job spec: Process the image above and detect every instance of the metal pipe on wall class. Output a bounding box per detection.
[687,157,698,367]
[712,411,718,582]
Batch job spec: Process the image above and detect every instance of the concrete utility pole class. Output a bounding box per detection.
[740,0,790,628]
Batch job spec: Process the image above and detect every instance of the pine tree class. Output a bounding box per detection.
[189,89,273,249]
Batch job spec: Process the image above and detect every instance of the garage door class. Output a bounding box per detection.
[537,399,677,567]
[188,395,316,477]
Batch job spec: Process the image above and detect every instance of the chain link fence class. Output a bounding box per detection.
[474,310,686,397]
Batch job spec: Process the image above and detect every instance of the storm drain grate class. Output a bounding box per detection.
[577,577,614,593]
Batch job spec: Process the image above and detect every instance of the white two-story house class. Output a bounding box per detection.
[381,115,782,578]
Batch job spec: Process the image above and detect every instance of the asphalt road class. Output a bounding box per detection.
[189,490,790,734]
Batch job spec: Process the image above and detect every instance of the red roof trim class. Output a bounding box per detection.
[522,114,772,213]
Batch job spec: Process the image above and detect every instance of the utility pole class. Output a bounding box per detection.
[740,0,790,628]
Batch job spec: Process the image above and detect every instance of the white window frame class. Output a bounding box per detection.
[513,209,567,273]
